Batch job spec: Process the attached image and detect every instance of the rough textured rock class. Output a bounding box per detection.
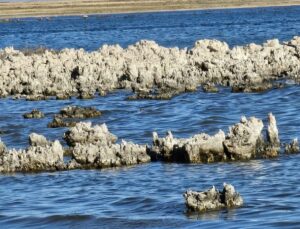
[64,122,117,147]
[285,138,300,154]
[0,135,64,172]
[47,106,101,128]
[202,83,219,93]
[151,130,226,163]
[184,183,243,212]
[65,122,150,169]
[267,113,280,147]
[1,37,300,99]
[57,106,101,119]
[23,109,45,119]
[223,116,264,160]
[0,140,6,154]
[151,114,280,163]
[47,117,76,128]
[68,140,150,169]
[29,133,49,147]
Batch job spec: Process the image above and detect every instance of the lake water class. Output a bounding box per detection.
[1,6,300,228]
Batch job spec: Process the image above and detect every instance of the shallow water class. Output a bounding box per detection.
[1,6,300,229]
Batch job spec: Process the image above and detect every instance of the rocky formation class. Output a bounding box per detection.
[64,122,117,147]
[0,141,6,154]
[28,133,49,147]
[151,130,226,163]
[150,114,280,163]
[23,109,45,119]
[48,106,101,128]
[65,122,151,169]
[47,117,77,128]
[223,116,264,160]
[0,112,297,173]
[266,113,280,147]
[285,138,300,154]
[184,183,243,212]
[0,134,64,172]
[1,37,300,99]
[56,106,101,119]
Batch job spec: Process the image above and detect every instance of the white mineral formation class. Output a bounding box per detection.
[1,37,300,99]
[184,183,243,212]
[0,134,64,172]
[65,122,151,169]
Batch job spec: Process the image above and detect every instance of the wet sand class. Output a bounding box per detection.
[1,0,300,19]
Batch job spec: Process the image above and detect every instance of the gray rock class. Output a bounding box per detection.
[64,122,117,147]
[29,133,49,147]
[23,109,45,119]
[267,113,280,147]
[64,122,150,169]
[47,117,77,128]
[0,137,64,173]
[223,116,264,160]
[57,106,101,119]
[285,138,300,154]
[69,140,150,169]
[0,140,6,154]
[1,37,300,99]
[151,130,226,163]
[152,114,280,163]
[184,183,243,212]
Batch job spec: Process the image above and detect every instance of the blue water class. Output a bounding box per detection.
[1,6,300,50]
[1,6,300,228]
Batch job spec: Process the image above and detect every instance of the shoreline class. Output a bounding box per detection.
[1,1,300,20]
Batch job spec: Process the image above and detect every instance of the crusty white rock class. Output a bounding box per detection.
[1,37,300,99]
[0,135,64,173]
[65,122,151,169]
[184,183,243,212]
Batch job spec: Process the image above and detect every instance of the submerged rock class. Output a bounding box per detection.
[202,83,219,93]
[285,138,300,154]
[0,134,64,173]
[57,106,101,119]
[23,109,45,119]
[184,183,243,212]
[47,117,76,128]
[47,106,102,128]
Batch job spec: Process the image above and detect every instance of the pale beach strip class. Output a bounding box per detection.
[1,0,300,19]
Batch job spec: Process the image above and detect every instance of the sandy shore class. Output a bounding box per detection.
[0,0,300,19]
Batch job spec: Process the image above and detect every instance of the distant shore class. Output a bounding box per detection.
[1,0,300,19]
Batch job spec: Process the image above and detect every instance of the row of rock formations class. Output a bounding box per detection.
[0,113,298,173]
[150,113,281,162]
[1,37,300,99]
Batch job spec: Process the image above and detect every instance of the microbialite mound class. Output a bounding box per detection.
[1,37,300,100]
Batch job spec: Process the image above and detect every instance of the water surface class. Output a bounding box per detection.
[1,6,300,50]
[1,6,300,228]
